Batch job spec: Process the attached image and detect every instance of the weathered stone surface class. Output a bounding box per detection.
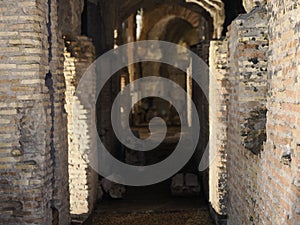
[226,2,300,225]
[0,1,300,225]
[0,0,69,224]
[171,173,201,196]
[101,178,126,199]
[226,6,269,225]
[243,0,266,13]
[241,108,267,154]
[209,39,229,216]
[64,36,98,220]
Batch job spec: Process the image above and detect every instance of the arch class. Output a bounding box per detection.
[139,4,202,41]
[147,16,197,44]
[186,0,224,37]
[141,17,196,77]
[119,0,224,38]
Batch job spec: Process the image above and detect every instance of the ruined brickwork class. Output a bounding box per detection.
[264,0,300,223]
[64,36,98,222]
[0,0,69,224]
[226,6,269,225]
[209,40,229,218]
[224,1,300,224]
[48,0,70,224]
[0,0,300,225]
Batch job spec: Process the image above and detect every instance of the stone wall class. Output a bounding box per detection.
[209,40,229,220]
[225,1,300,224]
[0,0,69,224]
[64,36,98,222]
[263,0,300,223]
[226,6,268,225]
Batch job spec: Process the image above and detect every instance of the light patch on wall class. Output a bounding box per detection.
[136,8,143,40]
[114,29,118,49]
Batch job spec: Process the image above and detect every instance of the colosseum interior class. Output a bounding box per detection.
[0,0,299,224]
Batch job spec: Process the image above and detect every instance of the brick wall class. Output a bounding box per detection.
[227,6,269,225]
[49,0,70,224]
[209,40,229,218]
[64,36,98,222]
[264,0,300,224]
[226,2,300,224]
[0,0,69,224]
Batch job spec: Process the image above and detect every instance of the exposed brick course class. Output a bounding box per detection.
[0,0,69,224]
[64,36,98,222]
[0,1,300,225]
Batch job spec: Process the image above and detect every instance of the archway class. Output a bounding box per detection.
[93,4,212,223]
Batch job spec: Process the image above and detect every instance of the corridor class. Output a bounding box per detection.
[0,0,299,225]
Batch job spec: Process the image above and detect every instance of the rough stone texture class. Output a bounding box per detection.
[64,36,98,222]
[209,40,229,216]
[1,1,300,225]
[171,173,201,196]
[48,0,70,224]
[230,7,268,156]
[226,2,300,224]
[0,0,69,224]
[101,179,126,199]
[226,6,269,225]
[242,0,266,13]
[263,0,300,224]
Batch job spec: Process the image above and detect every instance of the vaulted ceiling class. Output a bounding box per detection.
[118,0,225,38]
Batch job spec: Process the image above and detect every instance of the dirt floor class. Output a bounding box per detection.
[92,210,214,225]
[91,181,213,225]
[91,126,212,225]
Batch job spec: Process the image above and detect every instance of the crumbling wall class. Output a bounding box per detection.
[64,36,98,222]
[226,1,300,224]
[209,40,229,221]
[0,0,69,224]
[227,6,268,225]
[263,0,300,224]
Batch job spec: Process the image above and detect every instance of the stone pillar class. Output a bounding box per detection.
[0,0,69,224]
[64,36,98,223]
[208,40,229,224]
[49,0,70,224]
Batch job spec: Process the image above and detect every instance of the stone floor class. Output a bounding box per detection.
[91,181,213,225]
[88,125,212,225]
[92,210,214,225]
